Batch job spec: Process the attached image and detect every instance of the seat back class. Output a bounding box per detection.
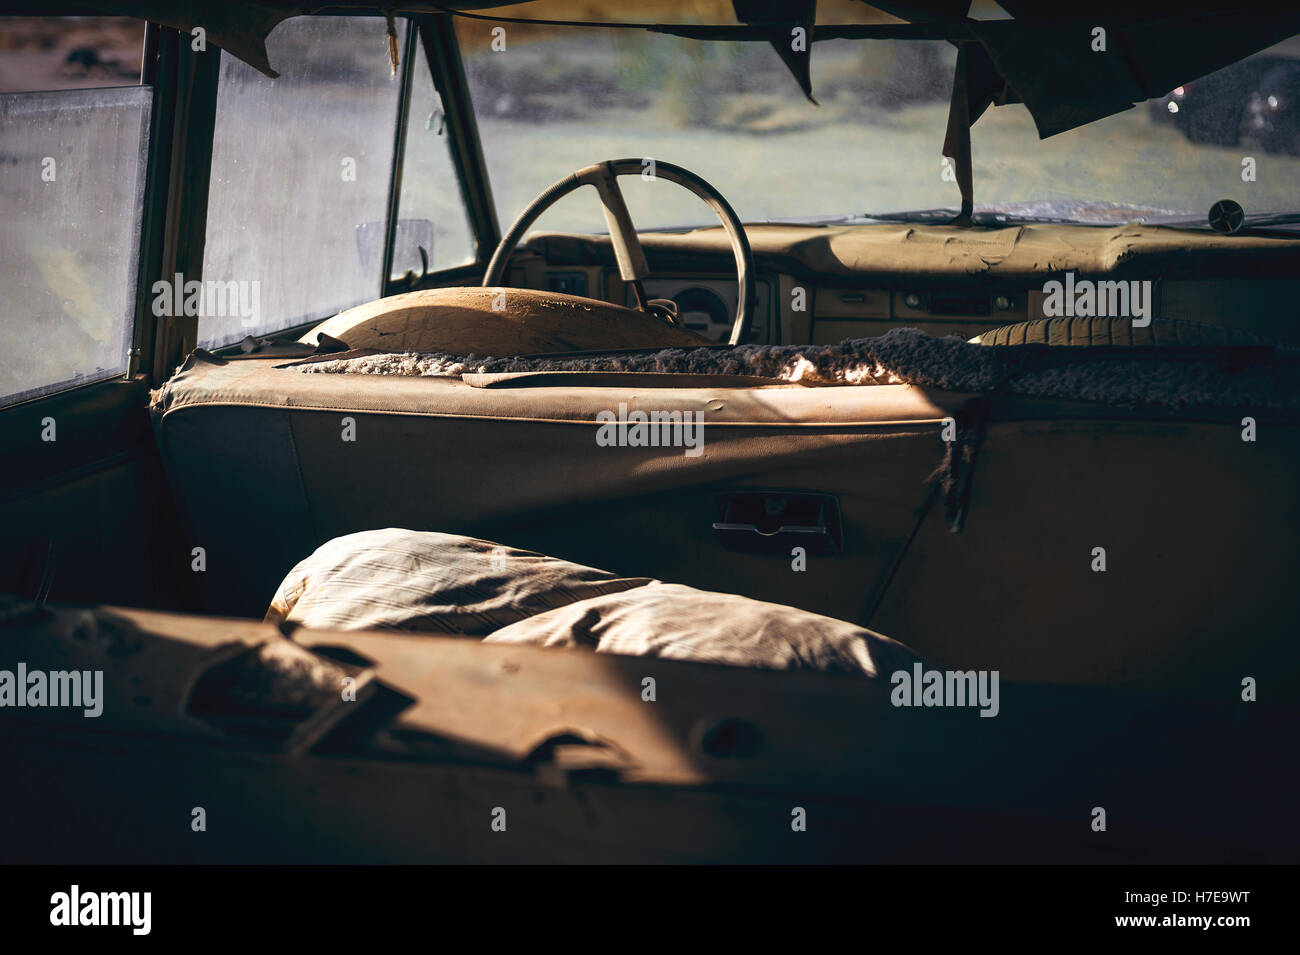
[151,348,1300,696]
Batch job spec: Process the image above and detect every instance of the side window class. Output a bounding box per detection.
[0,17,150,407]
[390,33,476,282]
[201,16,402,348]
[201,16,473,349]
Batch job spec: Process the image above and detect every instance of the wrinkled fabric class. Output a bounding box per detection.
[266,529,922,676]
[266,528,656,634]
[485,582,922,677]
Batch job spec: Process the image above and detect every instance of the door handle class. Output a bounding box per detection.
[712,492,841,555]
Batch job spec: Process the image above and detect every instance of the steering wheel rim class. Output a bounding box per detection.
[482,159,758,345]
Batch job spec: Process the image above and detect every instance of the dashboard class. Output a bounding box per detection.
[623,276,773,344]
[510,222,1300,347]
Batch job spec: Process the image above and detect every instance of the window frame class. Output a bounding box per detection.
[178,13,502,355]
[185,16,426,355]
[0,11,502,396]
[0,14,156,410]
[143,21,218,383]
[0,12,159,497]
[404,12,501,293]
[189,13,503,355]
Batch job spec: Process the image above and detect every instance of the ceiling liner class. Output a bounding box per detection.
[732,0,819,104]
[58,2,1300,134]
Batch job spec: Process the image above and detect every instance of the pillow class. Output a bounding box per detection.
[483,583,923,676]
[265,528,657,634]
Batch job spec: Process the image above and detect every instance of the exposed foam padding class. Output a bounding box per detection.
[299,325,1300,413]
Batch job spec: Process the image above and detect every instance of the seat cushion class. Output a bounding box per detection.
[265,528,657,634]
[484,582,923,676]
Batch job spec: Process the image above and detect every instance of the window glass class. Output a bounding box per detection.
[201,16,408,348]
[390,37,476,281]
[0,16,144,93]
[0,20,150,406]
[456,19,1300,230]
[455,20,958,233]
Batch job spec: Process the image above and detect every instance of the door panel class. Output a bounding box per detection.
[152,353,1300,697]
[151,353,964,618]
[0,377,189,608]
[291,415,946,626]
[871,418,1300,696]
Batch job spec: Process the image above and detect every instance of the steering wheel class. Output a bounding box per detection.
[482,159,758,345]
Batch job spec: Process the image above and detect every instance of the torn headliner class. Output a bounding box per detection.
[55,1,1300,137]
[48,1,1300,223]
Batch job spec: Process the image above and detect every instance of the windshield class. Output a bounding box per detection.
[456,20,1300,230]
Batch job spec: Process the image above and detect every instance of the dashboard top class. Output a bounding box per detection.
[525,221,1300,283]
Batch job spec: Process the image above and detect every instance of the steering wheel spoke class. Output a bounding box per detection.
[483,158,756,344]
[585,164,651,292]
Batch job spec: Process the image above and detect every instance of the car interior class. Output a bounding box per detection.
[3,1,1300,864]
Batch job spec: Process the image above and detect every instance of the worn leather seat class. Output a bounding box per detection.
[150,327,1300,697]
[150,349,971,622]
